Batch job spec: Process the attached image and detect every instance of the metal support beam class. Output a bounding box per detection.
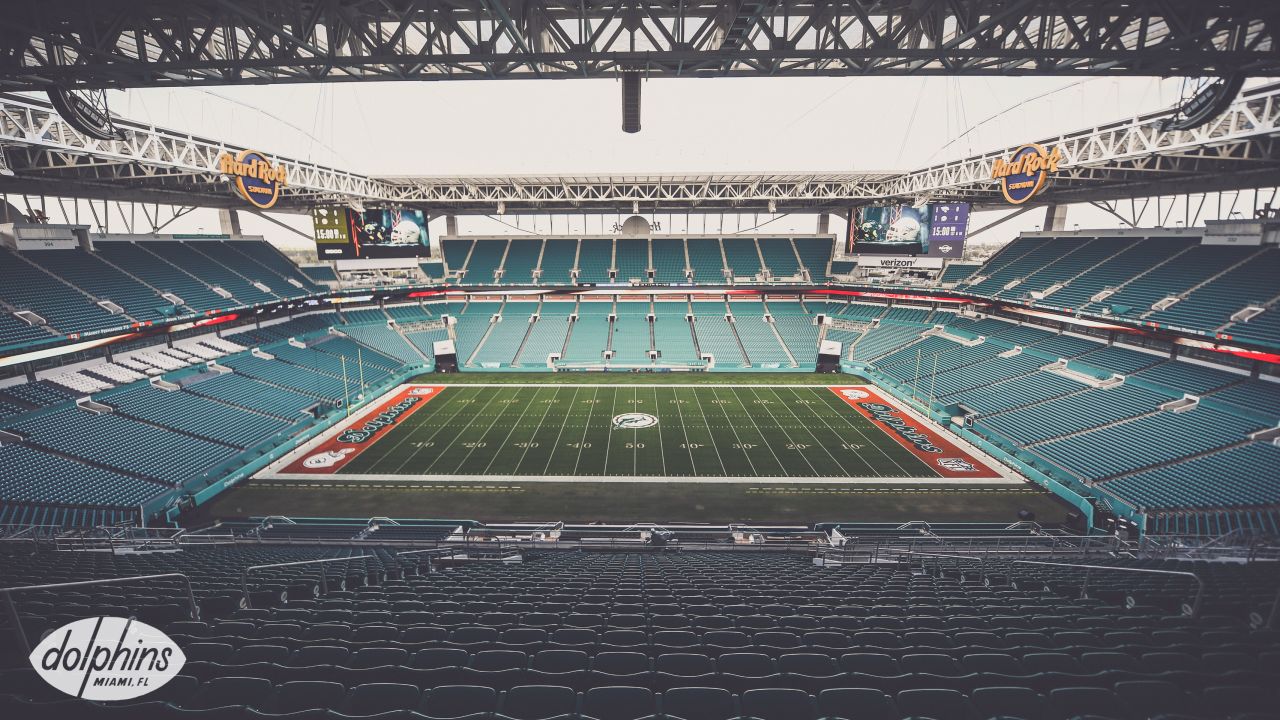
[0,82,1279,215]
[1044,204,1069,231]
[0,1,1275,89]
[219,209,243,238]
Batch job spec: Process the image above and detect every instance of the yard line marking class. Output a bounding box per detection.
[383,387,477,474]
[266,472,1018,484]
[446,386,518,473]
[781,386,880,477]
[668,386,700,474]
[709,386,762,477]
[480,386,545,474]
[420,386,503,474]
[742,386,820,475]
[686,385,728,475]
[514,385,562,472]
[651,387,668,477]
[813,387,918,477]
[768,386,866,477]
[565,386,593,475]
[601,385,618,475]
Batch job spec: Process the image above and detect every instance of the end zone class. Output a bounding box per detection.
[829,386,1002,479]
[276,384,445,474]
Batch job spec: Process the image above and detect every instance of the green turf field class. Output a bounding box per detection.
[410,372,860,385]
[334,384,947,479]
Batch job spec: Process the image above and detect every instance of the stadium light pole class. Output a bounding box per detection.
[913,348,922,404]
[930,354,939,412]
[341,356,351,418]
[357,347,365,401]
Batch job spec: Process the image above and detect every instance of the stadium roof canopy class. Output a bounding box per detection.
[2,82,1279,215]
[0,0,1275,87]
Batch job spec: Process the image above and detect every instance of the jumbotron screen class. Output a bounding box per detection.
[313,207,431,259]
[848,202,969,257]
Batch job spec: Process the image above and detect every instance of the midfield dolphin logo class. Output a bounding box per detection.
[612,413,658,430]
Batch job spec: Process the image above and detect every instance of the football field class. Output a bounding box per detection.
[266,383,1011,483]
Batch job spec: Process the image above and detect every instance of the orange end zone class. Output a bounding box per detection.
[829,386,1001,478]
[282,384,445,474]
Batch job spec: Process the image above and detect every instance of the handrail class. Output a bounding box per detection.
[1009,559,1205,618]
[395,547,459,557]
[900,552,1205,619]
[1,573,198,654]
[240,555,374,609]
[895,550,996,575]
[395,547,459,571]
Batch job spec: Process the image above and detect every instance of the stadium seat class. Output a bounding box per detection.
[418,685,500,720]
[739,687,815,720]
[1047,687,1126,719]
[499,685,578,720]
[969,686,1052,720]
[580,686,656,720]
[270,680,348,714]
[183,676,274,711]
[343,683,422,716]
[815,688,899,720]
[895,688,976,720]
[659,687,736,720]
[1113,680,1206,719]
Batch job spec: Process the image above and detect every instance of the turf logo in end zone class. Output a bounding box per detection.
[302,448,355,469]
[612,413,658,430]
[937,457,977,472]
[840,389,870,401]
[337,396,421,443]
[859,402,944,454]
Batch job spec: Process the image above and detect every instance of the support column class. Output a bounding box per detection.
[1044,204,1068,231]
[218,208,243,237]
[816,214,831,234]
[446,215,459,237]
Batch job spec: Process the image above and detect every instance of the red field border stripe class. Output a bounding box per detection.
[828,386,1000,478]
[282,385,445,474]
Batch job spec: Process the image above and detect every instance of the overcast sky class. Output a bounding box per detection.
[120,76,1181,174]
[39,75,1234,247]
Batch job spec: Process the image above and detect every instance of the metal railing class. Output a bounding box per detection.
[1,573,198,654]
[1009,559,1205,619]
[817,533,1125,564]
[240,555,374,609]
[899,551,1205,619]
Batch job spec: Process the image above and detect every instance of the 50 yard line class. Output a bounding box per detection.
[651,386,667,477]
